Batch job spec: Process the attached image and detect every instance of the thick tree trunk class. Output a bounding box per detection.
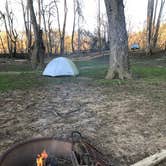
[28,0,45,69]
[104,0,131,80]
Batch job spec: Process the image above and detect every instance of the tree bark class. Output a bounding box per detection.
[146,0,154,55]
[21,0,32,56]
[71,0,76,53]
[98,0,102,52]
[60,0,67,55]
[41,0,50,55]
[28,0,45,69]
[104,0,131,80]
[151,0,165,48]
[0,32,6,53]
[53,0,62,54]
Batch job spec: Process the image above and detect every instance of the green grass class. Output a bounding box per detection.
[0,73,42,91]
[0,72,80,92]
[0,55,166,91]
[132,66,166,81]
[0,64,32,72]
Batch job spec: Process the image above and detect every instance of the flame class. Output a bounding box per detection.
[36,150,48,166]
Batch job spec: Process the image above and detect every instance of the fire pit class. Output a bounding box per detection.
[0,131,110,166]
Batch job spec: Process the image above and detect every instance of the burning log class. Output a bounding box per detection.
[35,150,73,166]
[36,150,48,166]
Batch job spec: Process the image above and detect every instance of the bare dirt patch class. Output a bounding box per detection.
[0,80,166,165]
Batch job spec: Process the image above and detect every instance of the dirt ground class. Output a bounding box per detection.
[0,78,166,165]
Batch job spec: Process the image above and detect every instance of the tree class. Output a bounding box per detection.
[60,0,67,55]
[97,0,102,52]
[41,0,50,54]
[71,0,77,53]
[53,0,68,55]
[27,0,45,69]
[104,0,131,80]
[146,0,165,55]
[21,0,32,55]
[0,0,19,57]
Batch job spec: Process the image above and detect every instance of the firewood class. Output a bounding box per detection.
[131,150,166,166]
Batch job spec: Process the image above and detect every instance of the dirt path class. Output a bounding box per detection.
[0,81,166,165]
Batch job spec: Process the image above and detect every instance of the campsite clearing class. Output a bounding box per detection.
[0,52,166,166]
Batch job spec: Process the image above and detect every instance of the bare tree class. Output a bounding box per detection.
[47,3,54,55]
[27,0,45,69]
[104,0,131,80]
[60,0,67,55]
[41,0,49,54]
[146,0,155,54]
[71,0,77,53]
[53,0,67,55]
[0,1,19,57]
[0,11,11,54]
[21,0,32,55]
[38,0,41,29]
[146,0,165,54]
[77,0,83,53]
[151,0,165,48]
[0,31,6,53]
[97,0,102,52]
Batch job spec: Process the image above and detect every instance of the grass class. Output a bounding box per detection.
[132,66,166,80]
[0,54,166,91]
[0,72,80,92]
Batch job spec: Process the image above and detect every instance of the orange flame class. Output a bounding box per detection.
[36,150,48,166]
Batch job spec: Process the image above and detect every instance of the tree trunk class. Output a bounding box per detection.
[54,0,62,54]
[38,0,41,29]
[0,33,6,53]
[77,15,81,53]
[98,0,102,52]
[28,0,45,69]
[151,0,165,48]
[60,0,67,55]
[104,0,131,80]
[146,0,154,55]
[71,0,76,53]
[41,0,51,55]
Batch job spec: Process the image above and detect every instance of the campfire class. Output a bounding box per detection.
[35,149,72,166]
[0,131,110,166]
[36,150,48,166]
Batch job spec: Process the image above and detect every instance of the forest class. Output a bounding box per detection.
[0,0,166,166]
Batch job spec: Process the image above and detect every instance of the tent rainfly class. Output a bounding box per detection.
[43,57,79,77]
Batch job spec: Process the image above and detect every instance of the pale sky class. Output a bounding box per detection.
[0,0,165,34]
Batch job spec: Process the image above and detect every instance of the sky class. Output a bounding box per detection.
[0,0,165,34]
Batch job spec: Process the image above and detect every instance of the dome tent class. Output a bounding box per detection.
[43,57,79,77]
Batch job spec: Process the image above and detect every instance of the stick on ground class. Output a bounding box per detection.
[131,149,166,166]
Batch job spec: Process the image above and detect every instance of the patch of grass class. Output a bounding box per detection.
[0,73,42,91]
[0,64,32,72]
[0,55,166,91]
[0,72,80,92]
[132,66,166,81]
[79,66,107,79]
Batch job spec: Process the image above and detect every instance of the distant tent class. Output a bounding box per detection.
[43,57,79,77]
[131,43,140,50]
